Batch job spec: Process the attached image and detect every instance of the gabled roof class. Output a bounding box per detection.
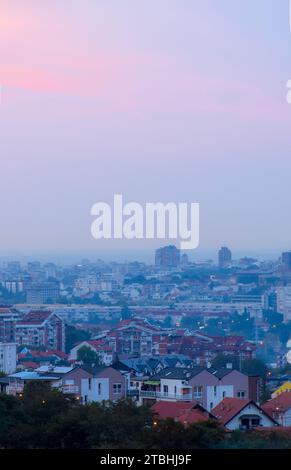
[150,366,205,381]
[17,310,54,326]
[179,408,217,425]
[262,392,291,414]
[151,401,197,419]
[212,398,276,426]
[152,400,216,423]
[210,367,245,379]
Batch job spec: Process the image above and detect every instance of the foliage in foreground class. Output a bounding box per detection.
[0,382,290,449]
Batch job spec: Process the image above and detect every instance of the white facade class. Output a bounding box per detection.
[160,378,193,401]
[207,385,233,411]
[274,408,291,427]
[225,403,275,431]
[0,343,17,374]
[81,377,109,403]
[69,341,114,366]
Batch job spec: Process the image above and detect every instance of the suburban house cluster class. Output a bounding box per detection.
[2,308,291,432]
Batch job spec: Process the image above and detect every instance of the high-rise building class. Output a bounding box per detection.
[218,246,232,268]
[181,253,189,266]
[281,251,291,272]
[16,310,65,352]
[155,245,180,268]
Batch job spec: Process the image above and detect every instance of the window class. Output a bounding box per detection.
[98,382,102,395]
[174,386,177,396]
[237,391,246,398]
[222,391,226,398]
[88,378,92,390]
[113,383,122,394]
[163,385,169,396]
[210,402,213,410]
[214,386,217,397]
[65,379,74,385]
[193,386,202,398]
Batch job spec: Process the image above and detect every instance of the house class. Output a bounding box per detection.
[210,368,260,403]
[139,366,254,411]
[69,340,115,366]
[17,361,39,371]
[212,397,277,430]
[15,310,65,352]
[271,381,291,398]
[151,400,216,425]
[5,365,93,399]
[262,392,291,426]
[18,349,68,367]
[151,400,197,420]
[6,371,61,396]
[81,366,126,403]
[0,377,9,393]
[58,366,93,397]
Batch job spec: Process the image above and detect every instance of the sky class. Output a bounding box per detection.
[1,0,291,263]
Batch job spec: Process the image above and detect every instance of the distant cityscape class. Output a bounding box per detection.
[1,244,291,444]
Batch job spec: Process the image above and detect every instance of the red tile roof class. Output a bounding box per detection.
[17,310,53,325]
[151,401,197,420]
[212,398,256,425]
[262,392,291,414]
[178,408,215,425]
[19,361,39,369]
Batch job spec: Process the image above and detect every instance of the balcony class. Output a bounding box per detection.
[140,390,193,401]
[61,385,79,394]
[7,385,24,395]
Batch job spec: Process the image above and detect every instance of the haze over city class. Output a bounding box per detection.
[1,1,291,261]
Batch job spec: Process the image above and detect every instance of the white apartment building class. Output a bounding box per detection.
[0,343,17,374]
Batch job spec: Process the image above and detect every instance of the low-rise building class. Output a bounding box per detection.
[151,400,216,425]
[262,392,291,427]
[212,397,277,430]
[69,340,115,366]
[81,366,126,403]
[139,366,260,411]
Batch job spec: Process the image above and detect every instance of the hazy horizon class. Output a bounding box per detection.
[1,1,291,256]
[0,246,285,265]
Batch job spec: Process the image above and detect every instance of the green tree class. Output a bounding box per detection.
[77,346,101,368]
[241,358,267,379]
[211,354,240,370]
[65,324,91,353]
